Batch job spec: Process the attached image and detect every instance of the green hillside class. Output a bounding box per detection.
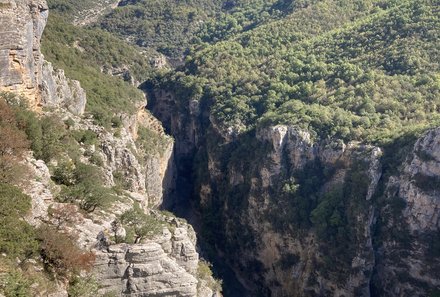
[153,0,440,144]
[97,0,298,57]
[41,11,151,126]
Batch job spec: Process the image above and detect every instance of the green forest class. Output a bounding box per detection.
[151,0,439,145]
[44,0,440,145]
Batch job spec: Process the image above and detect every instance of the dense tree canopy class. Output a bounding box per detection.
[153,0,439,145]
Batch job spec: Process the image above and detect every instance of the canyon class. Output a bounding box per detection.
[0,0,439,296]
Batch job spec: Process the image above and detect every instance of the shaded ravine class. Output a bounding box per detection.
[144,85,251,297]
[161,135,251,297]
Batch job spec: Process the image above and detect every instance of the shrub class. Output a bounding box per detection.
[0,183,38,260]
[0,270,31,297]
[48,204,82,230]
[113,170,131,191]
[111,116,123,128]
[58,181,113,213]
[37,225,95,276]
[64,117,75,129]
[136,127,171,156]
[89,152,104,166]
[0,96,30,184]
[38,115,67,162]
[0,183,31,217]
[197,260,222,292]
[0,218,38,260]
[56,162,114,212]
[72,130,99,146]
[67,275,99,297]
[14,107,75,163]
[52,161,76,186]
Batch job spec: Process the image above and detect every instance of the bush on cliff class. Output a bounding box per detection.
[37,225,95,277]
[0,183,38,260]
[119,203,163,243]
[56,162,115,213]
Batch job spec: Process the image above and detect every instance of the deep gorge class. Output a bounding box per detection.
[0,0,439,296]
[145,82,440,296]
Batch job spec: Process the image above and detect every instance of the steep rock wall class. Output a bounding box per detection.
[0,0,87,114]
[41,61,86,115]
[149,89,440,297]
[0,0,47,108]
[373,128,440,296]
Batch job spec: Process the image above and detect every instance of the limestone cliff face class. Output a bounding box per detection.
[244,126,381,297]
[41,61,87,115]
[373,128,440,297]
[0,0,88,114]
[195,125,381,296]
[0,0,48,108]
[70,109,174,209]
[95,218,201,296]
[149,88,440,297]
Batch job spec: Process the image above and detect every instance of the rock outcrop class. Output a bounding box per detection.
[0,0,48,108]
[0,0,88,115]
[373,128,440,297]
[71,109,174,209]
[41,61,86,115]
[95,223,201,297]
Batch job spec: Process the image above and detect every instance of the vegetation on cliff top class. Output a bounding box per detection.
[41,11,147,127]
[153,0,439,145]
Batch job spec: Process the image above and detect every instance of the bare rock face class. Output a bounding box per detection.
[22,153,55,226]
[95,228,200,296]
[41,61,86,115]
[373,128,440,296]
[400,128,440,232]
[233,125,382,296]
[80,111,174,209]
[0,0,48,108]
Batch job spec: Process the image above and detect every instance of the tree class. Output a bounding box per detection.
[0,98,30,184]
[120,204,162,243]
[56,162,114,212]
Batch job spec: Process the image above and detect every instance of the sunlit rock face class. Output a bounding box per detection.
[374,127,440,297]
[0,0,48,108]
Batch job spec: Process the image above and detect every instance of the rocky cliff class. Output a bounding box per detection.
[372,128,440,296]
[0,1,220,296]
[0,0,89,113]
[148,88,440,297]
[0,0,47,108]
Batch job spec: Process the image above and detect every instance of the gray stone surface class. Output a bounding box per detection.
[41,61,86,115]
[0,0,48,107]
[95,237,199,296]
